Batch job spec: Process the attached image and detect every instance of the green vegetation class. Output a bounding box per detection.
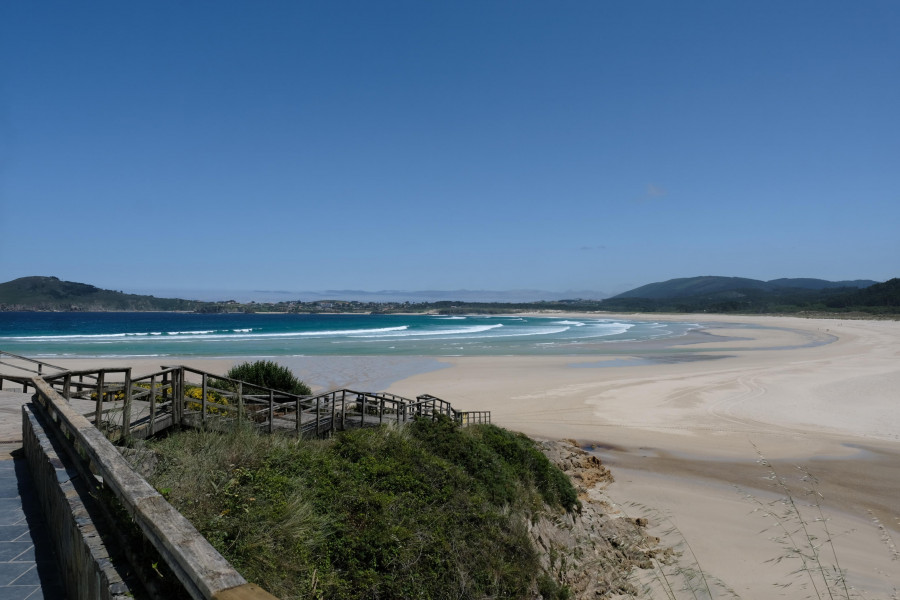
[144,418,578,599]
[221,360,312,396]
[596,276,899,316]
[0,276,204,311]
[612,276,877,300]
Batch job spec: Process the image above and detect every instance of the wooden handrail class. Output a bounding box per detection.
[28,377,270,600]
[0,350,69,373]
[7,356,489,440]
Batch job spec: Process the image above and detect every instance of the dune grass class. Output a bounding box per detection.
[142,417,578,599]
[745,446,898,600]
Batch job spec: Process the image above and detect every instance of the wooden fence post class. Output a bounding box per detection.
[122,368,133,440]
[94,371,105,426]
[201,373,208,427]
[175,368,183,425]
[331,393,336,434]
[268,390,274,434]
[237,382,243,424]
[149,375,157,436]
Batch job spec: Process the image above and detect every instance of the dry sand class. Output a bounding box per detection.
[383,315,900,598]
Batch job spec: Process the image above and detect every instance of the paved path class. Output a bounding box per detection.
[0,390,67,599]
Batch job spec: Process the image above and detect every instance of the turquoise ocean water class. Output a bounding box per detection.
[0,312,699,358]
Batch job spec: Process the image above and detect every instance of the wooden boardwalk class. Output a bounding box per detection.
[0,351,491,443]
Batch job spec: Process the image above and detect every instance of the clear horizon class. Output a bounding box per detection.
[2,2,898,293]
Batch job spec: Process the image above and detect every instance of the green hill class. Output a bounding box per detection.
[614,276,775,299]
[600,276,893,315]
[767,277,877,290]
[824,278,900,309]
[0,276,205,311]
[613,276,877,300]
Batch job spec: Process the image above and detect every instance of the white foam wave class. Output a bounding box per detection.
[166,330,215,335]
[553,320,585,326]
[350,324,564,343]
[478,326,571,339]
[2,325,410,342]
[2,332,134,341]
[574,322,634,339]
[351,324,503,338]
[179,325,413,341]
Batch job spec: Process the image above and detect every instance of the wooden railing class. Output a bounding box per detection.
[4,354,490,442]
[28,377,272,600]
[0,350,70,393]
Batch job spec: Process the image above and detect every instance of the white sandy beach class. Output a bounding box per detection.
[383,315,900,598]
[8,314,898,598]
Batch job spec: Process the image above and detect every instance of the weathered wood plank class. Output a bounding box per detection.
[30,377,250,600]
[212,583,279,600]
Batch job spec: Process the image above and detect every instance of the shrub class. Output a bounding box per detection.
[222,360,311,396]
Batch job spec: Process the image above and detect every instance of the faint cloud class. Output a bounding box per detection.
[579,245,607,251]
[647,183,666,197]
[633,183,668,203]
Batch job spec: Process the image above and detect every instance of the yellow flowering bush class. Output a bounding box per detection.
[87,381,231,415]
[185,385,230,414]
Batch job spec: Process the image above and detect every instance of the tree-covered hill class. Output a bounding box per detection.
[823,278,900,309]
[612,276,877,300]
[597,277,896,315]
[0,276,206,311]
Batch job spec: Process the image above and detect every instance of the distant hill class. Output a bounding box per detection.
[766,278,877,290]
[0,276,206,311]
[601,276,894,315]
[613,276,878,300]
[823,278,900,308]
[614,276,775,299]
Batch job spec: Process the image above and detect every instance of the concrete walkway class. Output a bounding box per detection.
[0,390,67,599]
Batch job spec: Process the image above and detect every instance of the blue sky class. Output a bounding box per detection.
[1,1,897,299]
